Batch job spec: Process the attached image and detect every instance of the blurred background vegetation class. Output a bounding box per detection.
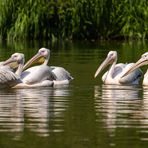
[0,0,148,41]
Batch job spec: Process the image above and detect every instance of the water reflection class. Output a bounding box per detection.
[141,86,148,141]
[0,90,24,140]
[0,87,70,139]
[94,85,142,135]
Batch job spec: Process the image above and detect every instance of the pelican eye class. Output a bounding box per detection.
[108,53,114,58]
[40,50,45,54]
[12,55,18,59]
[144,55,147,58]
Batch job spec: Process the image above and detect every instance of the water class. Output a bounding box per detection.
[0,40,148,147]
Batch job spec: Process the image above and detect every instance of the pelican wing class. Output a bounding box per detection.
[112,63,125,78]
[50,66,73,81]
[102,63,124,82]
[0,69,20,88]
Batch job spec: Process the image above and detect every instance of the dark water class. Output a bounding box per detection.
[0,40,148,148]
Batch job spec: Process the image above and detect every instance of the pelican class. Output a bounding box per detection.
[22,47,73,86]
[94,51,142,85]
[122,52,148,85]
[0,50,25,79]
[0,53,24,87]
[0,53,53,88]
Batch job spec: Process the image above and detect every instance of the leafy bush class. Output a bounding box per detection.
[0,0,148,40]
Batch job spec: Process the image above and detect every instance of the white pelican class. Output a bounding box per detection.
[0,53,53,88]
[0,53,24,87]
[22,47,73,86]
[94,51,142,85]
[122,52,148,85]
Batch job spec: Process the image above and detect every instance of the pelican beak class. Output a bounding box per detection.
[2,58,19,69]
[122,56,148,78]
[23,53,45,70]
[94,55,113,78]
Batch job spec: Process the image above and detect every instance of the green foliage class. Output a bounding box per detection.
[0,0,148,40]
[119,0,148,39]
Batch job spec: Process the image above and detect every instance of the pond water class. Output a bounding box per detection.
[0,40,148,148]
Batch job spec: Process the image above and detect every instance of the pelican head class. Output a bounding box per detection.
[3,53,25,76]
[122,52,148,78]
[23,47,50,70]
[94,51,117,78]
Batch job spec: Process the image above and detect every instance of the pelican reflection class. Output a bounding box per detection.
[0,89,24,140]
[94,85,141,135]
[141,86,148,128]
[0,87,70,138]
